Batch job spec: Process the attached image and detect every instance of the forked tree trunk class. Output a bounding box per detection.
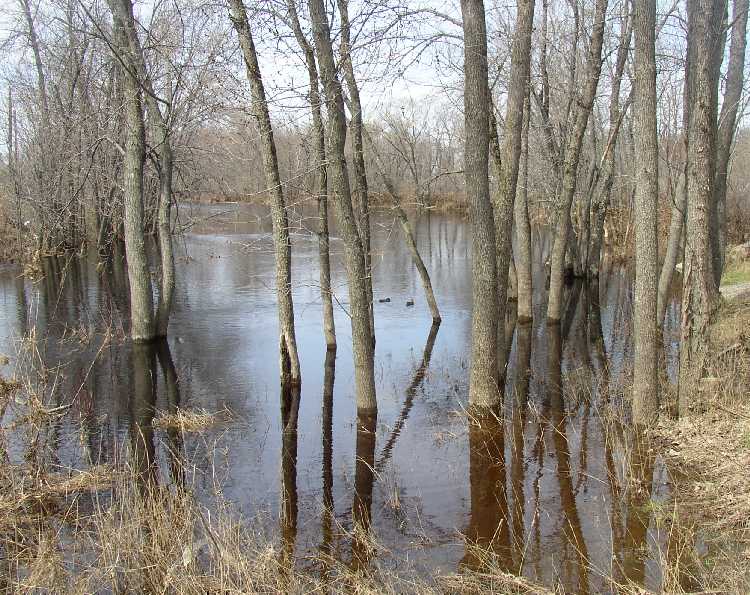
[711,0,748,286]
[229,0,301,386]
[308,0,377,414]
[679,0,725,416]
[632,0,660,426]
[285,0,336,349]
[109,4,155,342]
[462,0,499,409]
[114,0,175,338]
[546,0,607,323]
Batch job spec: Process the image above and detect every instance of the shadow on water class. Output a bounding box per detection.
[376,321,440,472]
[130,343,157,493]
[280,380,301,567]
[320,347,336,571]
[0,205,694,594]
[351,412,377,572]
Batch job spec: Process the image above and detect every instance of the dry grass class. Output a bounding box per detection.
[153,406,230,432]
[0,458,559,594]
[650,295,750,593]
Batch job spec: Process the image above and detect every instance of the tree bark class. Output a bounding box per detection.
[229,0,302,386]
[109,3,155,342]
[462,0,499,409]
[711,0,748,286]
[308,0,377,414]
[632,0,660,425]
[546,0,607,323]
[285,0,336,349]
[679,0,725,416]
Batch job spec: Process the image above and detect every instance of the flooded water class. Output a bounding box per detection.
[0,203,685,593]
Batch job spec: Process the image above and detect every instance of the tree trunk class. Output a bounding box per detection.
[711,0,748,286]
[337,0,374,342]
[388,183,440,323]
[461,0,499,409]
[115,0,175,338]
[546,0,607,323]
[515,88,533,322]
[154,136,175,338]
[679,0,725,416]
[109,4,155,342]
[490,0,534,342]
[308,0,377,414]
[658,54,693,324]
[657,167,687,323]
[229,0,301,386]
[285,0,336,349]
[632,0,660,425]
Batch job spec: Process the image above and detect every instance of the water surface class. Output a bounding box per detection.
[0,203,684,593]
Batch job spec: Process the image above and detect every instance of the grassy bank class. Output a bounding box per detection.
[653,293,750,593]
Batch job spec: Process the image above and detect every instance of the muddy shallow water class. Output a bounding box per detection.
[0,203,686,593]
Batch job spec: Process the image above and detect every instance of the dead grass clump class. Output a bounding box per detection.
[441,550,555,595]
[153,407,229,432]
[0,464,117,524]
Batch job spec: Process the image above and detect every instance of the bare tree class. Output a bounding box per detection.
[587,4,632,278]
[108,0,155,341]
[711,0,748,286]
[337,0,374,341]
[462,0,499,409]
[228,0,301,386]
[515,86,533,321]
[492,0,535,335]
[546,0,608,323]
[285,0,336,350]
[113,0,176,338]
[657,74,691,325]
[632,0,659,425]
[366,134,441,323]
[308,0,377,414]
[679,0,725,415]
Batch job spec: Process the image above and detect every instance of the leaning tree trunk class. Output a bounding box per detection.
[461,0,499,409]
[308,0,377,414]
[285,0,336,349]
[658,55,693,324]
[229,0,301,386]
[632,0,659,426]
[679,0,725,416]
[546,0,607,323]
[109,4,155,342]
[711,0,748,287]
[374,158,441,323]
[337,0,374,341]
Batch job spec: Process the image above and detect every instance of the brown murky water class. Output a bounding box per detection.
[0,203,686,593]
